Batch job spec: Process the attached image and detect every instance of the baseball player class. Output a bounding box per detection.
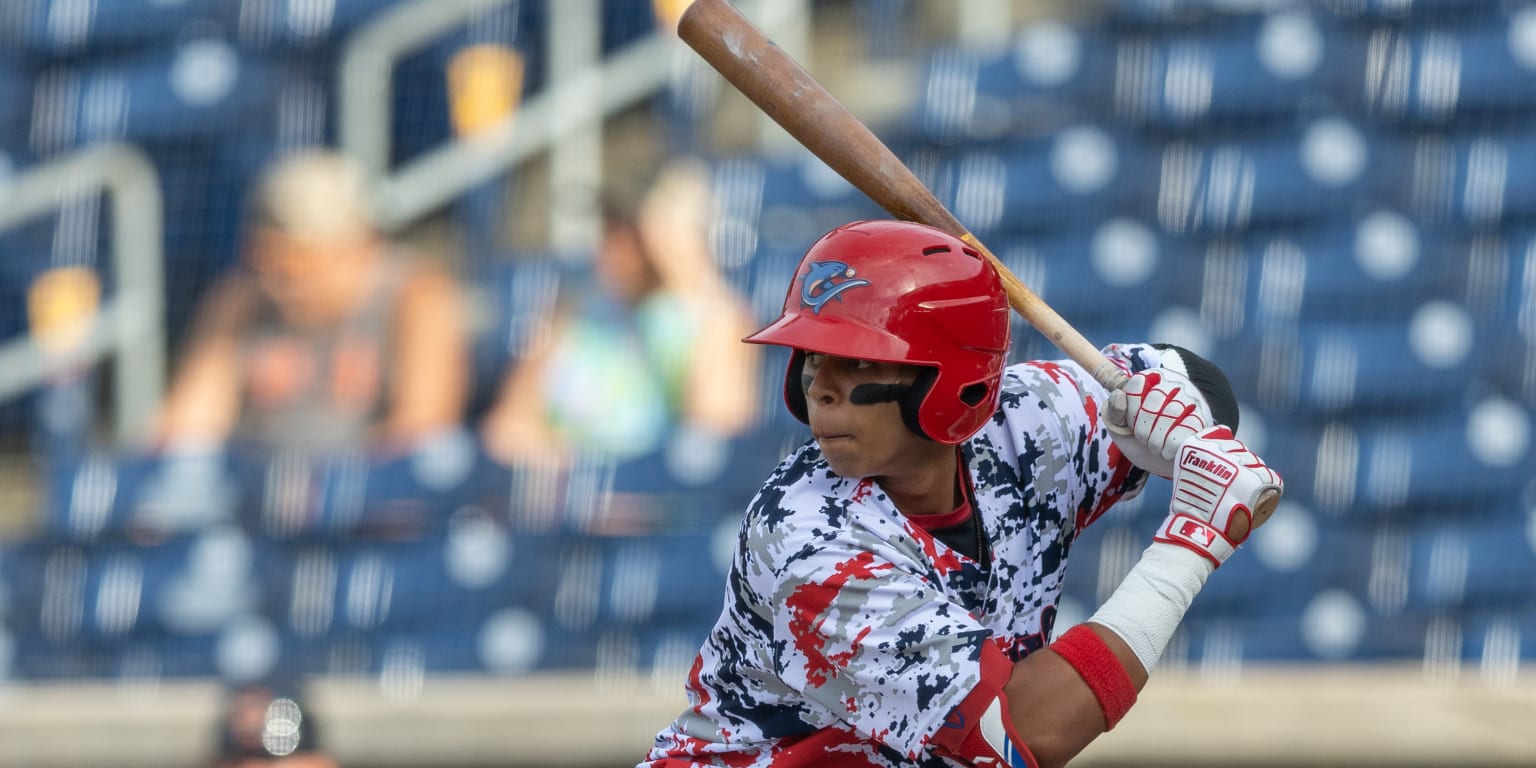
[640,220,1282,768]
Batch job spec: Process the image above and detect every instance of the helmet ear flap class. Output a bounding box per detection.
[784,349,809,424]
[900,368,938,441]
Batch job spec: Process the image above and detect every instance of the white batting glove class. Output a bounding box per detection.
[1108,366,1214,478]
[1156,425,1284,567]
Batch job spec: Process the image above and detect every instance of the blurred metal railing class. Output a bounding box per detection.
[338,0,810,245]
[0,142,165,444]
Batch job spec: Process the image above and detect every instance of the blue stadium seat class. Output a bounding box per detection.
[904,126,1143,237]
[256,531,556,640]
[1104,15,1344,131]
[1213,315,1483,420]
[1372,127,1536,229]
[0,57,33,149]
[228,0,418,51]
[1,533,255,652]
[1198,213,1459,330]
[711,151,882,257]
[994,219,1195,331]
[1138,117,1379,234]
[1333,16,1536,125]
[1252,412,1532,517]
[4,0,233,57]
[1404,517,1536,611]
[1462,224,1536,331]
[911,22,1114,144]
[1460,609,1536,668]
[22,42,290,151]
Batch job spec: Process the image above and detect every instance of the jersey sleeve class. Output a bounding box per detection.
[753,508,995,760]
[1004,343,1163,533]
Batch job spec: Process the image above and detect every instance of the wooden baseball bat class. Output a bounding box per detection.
[678,0,1281,520]
[676,0,1128,394]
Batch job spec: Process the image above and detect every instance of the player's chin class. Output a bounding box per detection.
[819,446,871,479]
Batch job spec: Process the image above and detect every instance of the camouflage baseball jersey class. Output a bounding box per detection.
[642,344,1162,767]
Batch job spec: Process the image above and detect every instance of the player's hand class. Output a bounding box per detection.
[1155,425,1283,567]
[1107,365,1214,478]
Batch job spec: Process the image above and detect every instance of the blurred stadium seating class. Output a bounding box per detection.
[0,1,1534,767]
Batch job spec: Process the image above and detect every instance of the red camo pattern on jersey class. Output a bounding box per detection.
[641,345,1163,767]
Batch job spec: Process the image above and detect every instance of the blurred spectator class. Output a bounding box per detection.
[212,681,339,768]
[153,150,471,457]
[480,157,759,467]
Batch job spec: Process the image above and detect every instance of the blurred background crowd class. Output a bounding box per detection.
[0,0,1532,766]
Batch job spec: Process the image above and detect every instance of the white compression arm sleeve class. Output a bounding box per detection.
[1087,542,1216,674]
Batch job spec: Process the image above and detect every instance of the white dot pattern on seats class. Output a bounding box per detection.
[1510,8,1536,70]
[1015,21,1081,86]
[411,428,476,491]
[479,609,544,674]
[1466,397,1531,467]
[1354,209,1419,280]
[1051,125,1117,194]
[1252,501,1316,572]
[1301,118,1368,187]
[446,509,510,589]
[1258,12,1323,79]
[171,40,239,107]
[1408,300,1473,369]
[216,616,280,683]
[1148,307,1214,360]
[1091,218,1157,287]
[1301,589,1366,660]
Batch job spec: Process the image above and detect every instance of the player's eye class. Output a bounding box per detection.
[853,359,875,370]
[803,352,824,369]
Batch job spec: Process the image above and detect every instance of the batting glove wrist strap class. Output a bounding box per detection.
[1158,425,1284,567]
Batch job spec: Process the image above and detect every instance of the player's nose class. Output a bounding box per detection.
[803,363,845,406]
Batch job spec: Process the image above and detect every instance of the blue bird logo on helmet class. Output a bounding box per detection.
[799,260,870,313]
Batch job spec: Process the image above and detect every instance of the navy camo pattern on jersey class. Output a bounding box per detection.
[642,344,1163,767]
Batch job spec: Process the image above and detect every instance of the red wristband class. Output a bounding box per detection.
[1049,625,1138,729]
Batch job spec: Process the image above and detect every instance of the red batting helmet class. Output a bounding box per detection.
[744,220,1011,444]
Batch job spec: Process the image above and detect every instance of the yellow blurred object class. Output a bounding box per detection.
[652,0,698,32]
[447,44,525,138]
[27,266,102,355]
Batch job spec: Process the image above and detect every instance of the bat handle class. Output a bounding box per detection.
[1253,487,1282,528]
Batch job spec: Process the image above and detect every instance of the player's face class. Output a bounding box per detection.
[802,353,943,479]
